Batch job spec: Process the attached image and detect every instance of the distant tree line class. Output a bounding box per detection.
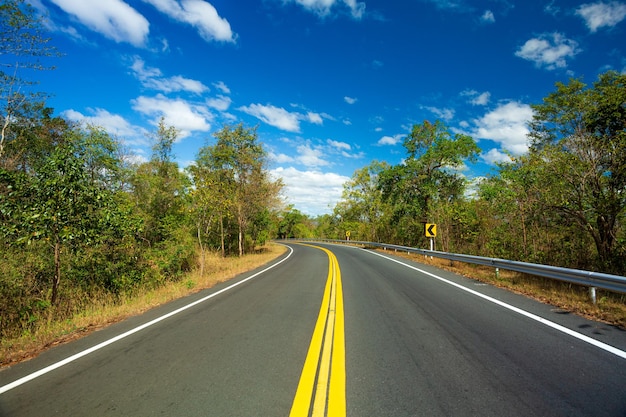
[305,71,625,277]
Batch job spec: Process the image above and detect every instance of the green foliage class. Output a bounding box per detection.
[328,75,625,275]
[190,123,282,256]
[377,120,480,246]
[130,119,190,245]
[527,71,626,273]
[334,161,391,242]
[0,4,286,341]
[278,205,313,238]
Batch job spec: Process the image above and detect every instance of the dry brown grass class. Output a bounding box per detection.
[0,244,287,368]
[381,249,626,329]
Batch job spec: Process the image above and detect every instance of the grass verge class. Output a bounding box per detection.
[0,244,287,368]
[380,249,626,329]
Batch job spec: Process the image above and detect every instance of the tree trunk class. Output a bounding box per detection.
[197,223,204,278]
[237,204,244,257]
[219,214,225,258]
[51,239,61,307]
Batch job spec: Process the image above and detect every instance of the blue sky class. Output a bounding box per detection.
[29,0,626,215]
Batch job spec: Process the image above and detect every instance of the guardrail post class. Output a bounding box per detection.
[589,287,597,305]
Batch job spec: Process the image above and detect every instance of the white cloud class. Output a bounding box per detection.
[423,106,455,121]
[471,92,491,106]
[480,10,495,23]
[62,108,148,143]
[462,90,491,106]
[270,152,295,164]
[271,166,349,216]
[286,0,366,19]
[343,0,366,18]
[471,101,533,155]
[238,103,301,132]
[377,134,404,146]
[327,139,351,151]
[130,57,209,94]
[576,1,626,32]
[296,144,329,167]
[132,94,212,138]
[213,81,231,94]
[239,104,328,132]
[515,32,580,70]
[206,95,232,111]
[62,108,151,160]
[481,148,513,165]
[50,0,149,46]
[142,0,236,42]
[344,96,357,104]
[306,111,324,124]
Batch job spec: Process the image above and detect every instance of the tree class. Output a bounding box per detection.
[277,206,313,239]
[334,160,391,242]
[130,119,190,245]
[528,71,626,273]
[378,120,479,245]
[1,0,59,162]
[0,123,131,306]
[189,146,235,258]
[192,124,282,256]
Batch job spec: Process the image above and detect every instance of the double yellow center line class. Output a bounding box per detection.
[290,245,346,417]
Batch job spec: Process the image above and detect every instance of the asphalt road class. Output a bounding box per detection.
[1,242,625,416]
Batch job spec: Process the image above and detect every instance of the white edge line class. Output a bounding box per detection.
[0,245,294,395]
[366,249,626,360]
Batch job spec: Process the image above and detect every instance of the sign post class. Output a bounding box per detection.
[425,223,436,253]
[345,230,351,241]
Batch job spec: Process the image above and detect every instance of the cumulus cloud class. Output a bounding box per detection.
[239,103,301,132]
[270,152,295,164]
[326,139,363,158]
[130,57,209,94]
[62,108,148,143]
[49,0,149,46]
[206,95,232,111]
[515,32,580,70]
[296,143,329,167]
[481,148,514,165]
[344,96,357,104]
[471,101,533,155]
[142,0,236,42]
[377,134,404,146]
[576,1,626,32]
[306,112,324,124]
[132,94,212,138]
[327,139,351,151]
[238,104,328,132]
[270,167,350,215]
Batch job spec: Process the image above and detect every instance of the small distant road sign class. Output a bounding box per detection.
[425,223,436,238]
[345,231,351,237]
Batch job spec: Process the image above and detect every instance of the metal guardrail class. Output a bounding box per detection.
[294,239,626,298]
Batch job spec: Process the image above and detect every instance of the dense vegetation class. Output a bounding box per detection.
[0,1,284,339]
[283,72,626,278]
[1,1,624,342]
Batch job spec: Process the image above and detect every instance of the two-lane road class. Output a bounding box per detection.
[1,242,625,416]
